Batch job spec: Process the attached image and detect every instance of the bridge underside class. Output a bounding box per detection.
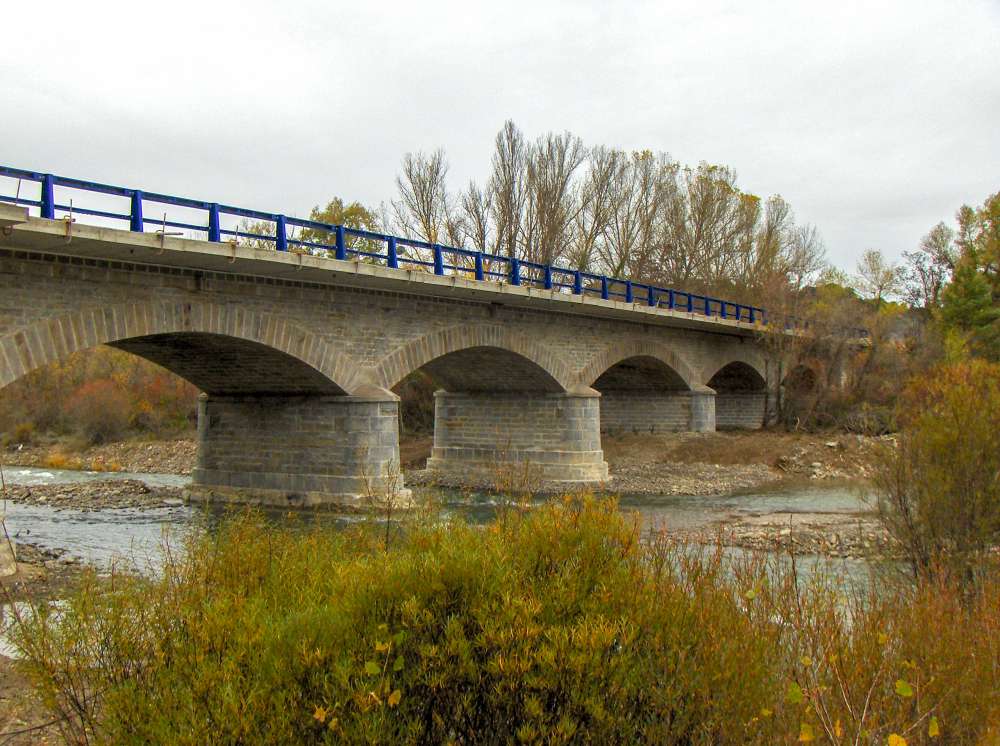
[410,346,610,484]
[114,333,405,506]
[593,356,716,434]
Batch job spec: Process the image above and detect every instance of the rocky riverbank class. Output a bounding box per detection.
[673,511,896,560]
[3,480,185,511]
[404,461,779,497]
[2,437,197,475]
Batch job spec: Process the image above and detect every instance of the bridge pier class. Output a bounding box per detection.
[426,390,609,484]
[599,385,717,434]
[188,392,409,507]
[714,391,767,429]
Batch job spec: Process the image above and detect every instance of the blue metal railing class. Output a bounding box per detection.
[0,165,769,325]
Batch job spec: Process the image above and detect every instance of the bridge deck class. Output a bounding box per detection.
[0,202,764,338]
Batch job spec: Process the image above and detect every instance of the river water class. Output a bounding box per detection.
[1,467,881,658]
[1,465,874,573]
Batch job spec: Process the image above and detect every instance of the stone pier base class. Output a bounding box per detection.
[426,390,609,484]
[189,393,409,507]
[715,391,766,430]
[599,385,717,434]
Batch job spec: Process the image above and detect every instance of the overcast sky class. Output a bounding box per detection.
[2,0,997,271]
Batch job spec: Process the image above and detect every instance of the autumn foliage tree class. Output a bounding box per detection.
[0,347,198,446]
[873,359,1000,586]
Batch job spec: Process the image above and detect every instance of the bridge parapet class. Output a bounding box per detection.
[0,167,770,329]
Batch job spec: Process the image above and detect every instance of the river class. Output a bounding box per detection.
[1,465,874,573]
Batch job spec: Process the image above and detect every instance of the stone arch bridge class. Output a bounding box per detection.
[0,203,773,505]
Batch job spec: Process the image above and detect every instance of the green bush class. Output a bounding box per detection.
[10,499,1000,744]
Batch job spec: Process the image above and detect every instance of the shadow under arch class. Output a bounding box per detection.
[577,340,698,392]
[373,324,575,393]
[707,360,768,430]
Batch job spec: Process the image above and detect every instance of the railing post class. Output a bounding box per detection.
[749,307,756,324]
[433,244,444,275]
[704,297,712,316]
[40,174,55,219]
[624,280,633,303]
[686,294,693,313]
[600,276,609,300]
[207,203,221,242]
[275,215,288,251]
[721,302,728,320]
[386,236,398,269]
[543,265,552,290]
[573,270,583,295]
[647,287,656,307]
[335,226,346,260]
[129,190,144,232]
[475,252,485,281]
[510,257,521,285]
[668,289,675,310]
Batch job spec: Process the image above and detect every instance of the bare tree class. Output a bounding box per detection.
[393,149,451,245]
[783,223,827,289]
[595,150,671,279]
[489,121,527,259]
[902,222,955,310]
[521,131,587,265]
[854,249,903,306]
[460,180,492,252]
[569,146,619,270]
[385,120,828,312]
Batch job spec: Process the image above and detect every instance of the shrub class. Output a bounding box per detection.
[872,359,1000,585]
[9,500,1000,744]
[64,379,131,445]
[0,346,199,442]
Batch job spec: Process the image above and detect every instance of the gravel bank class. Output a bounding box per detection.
[3,480,184,511]
[2,438,197,475]
[673,512,896,560]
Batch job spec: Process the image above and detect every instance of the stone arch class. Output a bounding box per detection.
[373,324,576,393]
[577,339,698,391]
[705,359,768,392]
[707,359,769,430]
[0,301,363,395]
[783,362,818,394]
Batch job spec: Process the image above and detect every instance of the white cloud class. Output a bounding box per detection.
[2,0,997,270]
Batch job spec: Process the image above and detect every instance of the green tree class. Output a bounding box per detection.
[299,197,381,254]
[940,260,1000,359]
[939,192,1000,360]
